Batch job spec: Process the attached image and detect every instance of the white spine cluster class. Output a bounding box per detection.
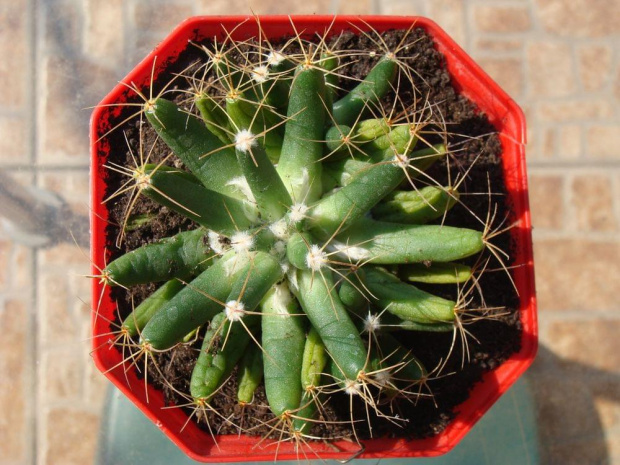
[234,129,257,153]
[251,65,269,83]
[393,152,409,169]
[231,231,255,254]
[269,219,290,240]
[133,169,151,191]
[270,240,287,259]
[363,313,381,334]
[289,203,309,223]
[224,300,245,322]
[144,99,157,114]
[280,259,290,275]
[328,240,371,261]
[211,52,223,65]
[344,379,362,396]
[266,51,285,66]
[373,369,392,388]
[306,244,328,271]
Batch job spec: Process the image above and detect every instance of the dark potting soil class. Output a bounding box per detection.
[102,26,521,442]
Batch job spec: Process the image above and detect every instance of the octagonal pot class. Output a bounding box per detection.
[90,15,537,462]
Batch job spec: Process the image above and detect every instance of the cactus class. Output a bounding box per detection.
[96,24,514,449]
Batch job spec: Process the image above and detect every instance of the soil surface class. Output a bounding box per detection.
[102,27,521,442]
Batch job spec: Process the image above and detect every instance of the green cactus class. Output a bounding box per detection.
[98,27,508,446]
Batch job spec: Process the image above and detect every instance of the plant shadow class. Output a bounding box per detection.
[528,344,619,464]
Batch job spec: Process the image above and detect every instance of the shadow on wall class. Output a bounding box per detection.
[39,0,119,163]
[0,169,89,248]
[530,344,619,464]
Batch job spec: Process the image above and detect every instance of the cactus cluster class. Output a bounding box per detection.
[97,23,512,447]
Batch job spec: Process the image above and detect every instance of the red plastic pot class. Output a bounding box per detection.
[90,15,537,462]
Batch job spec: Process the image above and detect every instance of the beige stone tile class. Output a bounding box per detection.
[38,55,88,162]
[522,103,533,126]
[522,104,537,154]
[0,299,28,463]
[571,174,617,232]
[557,125,582,159]
[378,0,426,15]
[526,41,576,98]
[74,295,92,323]
[537,100,614,123]
[84,0,125,69]
[338,0,373,14]
[617,173,620,227]
[475,38,523,53]
[586,125,620,160]
[533,239,620,312]
[39,243,91,268]
[197,0,332,15]
[38,170,72,193]
[546,320,620,373]
[609,435,620,465]
[577,44,613,93]
[615,65,620,101]
[42,0,82,53]
[0,1,29,110]
[0,239,33,291]
[133,2,195,32]
[84,355,109,406]
[69,272,93,319]
[38,55,116,165]
[476,57,522,98]
[525,124,554,161]
[0,116,29,164]
[44,408,99,465]
[13,244,33,290]
[39,272,79,347]
[534,0,620,38]
[593,394,620,432]
[42,349,84,401]
[530,126,555,159]
[473,5,532,33]
[0,240,9,289]
[608,432,620,464]
[590,375,620,404]
[428,0,465,47]
[616,173,620,228]
[128,32,161,70]
[528,174,564,230]
[39,171,90,217]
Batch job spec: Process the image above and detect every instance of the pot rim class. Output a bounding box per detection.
[90,15,537,462]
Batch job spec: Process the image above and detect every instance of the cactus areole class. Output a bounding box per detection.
[90,16,537,462]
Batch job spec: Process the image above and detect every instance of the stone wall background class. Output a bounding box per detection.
[0,0,618,463]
